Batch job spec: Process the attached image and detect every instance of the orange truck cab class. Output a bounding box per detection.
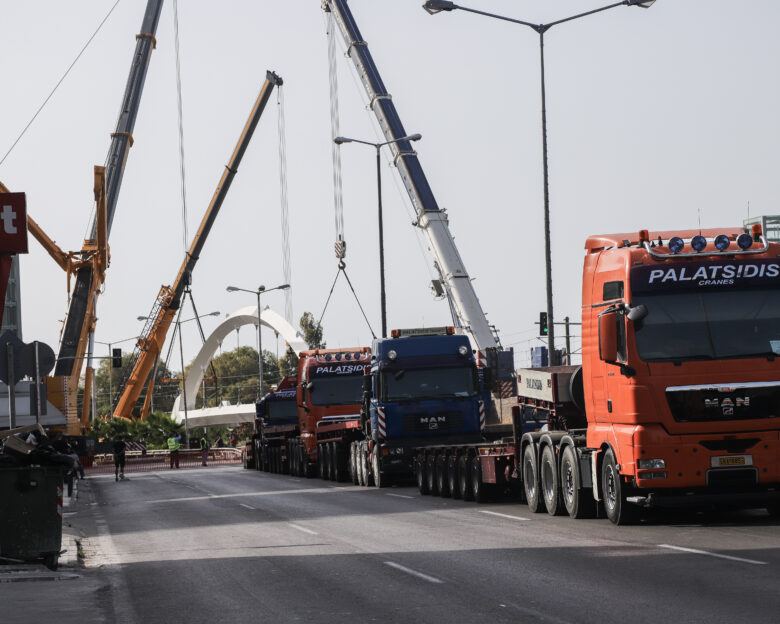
[579,226,780,522]
[288,348,371,478]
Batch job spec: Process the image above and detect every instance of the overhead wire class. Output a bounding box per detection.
[0,0,123,170]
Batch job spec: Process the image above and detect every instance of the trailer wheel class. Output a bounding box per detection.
[458,454,474,502]
[767,503,780,518]
[436,454,450,498]
[317,444,325,480]
[363,442,374,487]
[602,448,640,525]
[541,445,565,516]
[560,446,595,519]
[349,442,358,484]
[416,455,429,495]
[281,445,290,475]
[471,456,490,503]
[523,445,545,513]
[426,454,439,495]
[257,442,263,471]
[447,455,460,499]
[372,445,386,488]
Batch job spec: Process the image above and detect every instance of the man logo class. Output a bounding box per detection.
[420,415,446,430]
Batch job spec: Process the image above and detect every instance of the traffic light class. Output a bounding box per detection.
[539,312,548,336]
[112,348,122,368]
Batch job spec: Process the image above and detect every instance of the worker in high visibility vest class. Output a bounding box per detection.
[167,433,182,469]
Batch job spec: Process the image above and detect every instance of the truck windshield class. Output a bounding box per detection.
[633,289,780,361]
[265,400,298,422]
[310,376,364,406]
[381,367,477,401]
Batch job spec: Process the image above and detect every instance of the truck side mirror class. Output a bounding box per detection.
[598,311,618,362]
[627,303,648,323]
[362,375,372,398]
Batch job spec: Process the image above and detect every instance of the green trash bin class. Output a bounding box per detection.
[0,466,65,570]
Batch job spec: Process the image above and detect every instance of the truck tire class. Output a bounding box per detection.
[258,443,266,472]
[362,442,374,487]
[560,445,595,519]
[602,448,640,525]
[471,456,489,503]
[357,444,366,486]
[448,455,460,499]
[523,445,545,513]
[767,503,780,518]
[436,454,450,498]
[324,443,334,481]
[540,445,565,516]
[349,442,359,484]
[458,454,474,502]
[289,441,298,476]
[334,442,348,482]
[426,454,439,495]
[281,446,290,475]
[372,445,386,488]
[416,455,429,495]
[317,444,326,480]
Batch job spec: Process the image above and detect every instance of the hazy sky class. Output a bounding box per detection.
[2,0,779,371]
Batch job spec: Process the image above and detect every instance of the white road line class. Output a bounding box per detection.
[659,544,768,565]
[288,523,318,535]
[239,503,255,510]
[384,561,444,584]
[478,510,530,521]
[386,493,414,499]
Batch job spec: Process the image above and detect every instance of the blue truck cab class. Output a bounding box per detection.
[364,327,492,480]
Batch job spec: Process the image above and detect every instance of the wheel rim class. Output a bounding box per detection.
[542,456,554,501]
[524,457,536,498]
[605,465,617,510]
[563,461,575,503]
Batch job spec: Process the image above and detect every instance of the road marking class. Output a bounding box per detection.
[384,561,444,584]
[239,503,255,510]
[478,510,530,521]
[659,544,768,565]
[288,523,318,535]
[386,493,414,499]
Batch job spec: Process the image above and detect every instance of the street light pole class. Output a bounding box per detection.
[423,0,655,364]
[334,133,422,338]
[227,283,290,400]
[256,287,264,400]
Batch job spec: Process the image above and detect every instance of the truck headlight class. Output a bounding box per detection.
[638,458,666,469]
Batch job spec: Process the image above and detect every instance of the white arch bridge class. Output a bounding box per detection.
[170,305,307,428]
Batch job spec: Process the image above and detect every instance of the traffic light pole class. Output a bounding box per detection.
[537,313,580,365]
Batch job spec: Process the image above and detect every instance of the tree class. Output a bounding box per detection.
[279,346,298,378]
[299,311,325,349]
[278,311,326,379]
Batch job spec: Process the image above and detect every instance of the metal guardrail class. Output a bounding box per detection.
[83,448,242,474]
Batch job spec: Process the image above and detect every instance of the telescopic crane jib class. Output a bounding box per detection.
[323,0,500,354]
[112,71,283,421]
[17,0,164,435]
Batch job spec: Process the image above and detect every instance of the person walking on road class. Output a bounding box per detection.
[200,433,210,467]
[112,436,127,481]
[167,432,182,469]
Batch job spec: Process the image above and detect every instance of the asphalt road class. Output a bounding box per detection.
[41,466,780,623]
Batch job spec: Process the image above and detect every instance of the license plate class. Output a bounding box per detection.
[711,455,752,468]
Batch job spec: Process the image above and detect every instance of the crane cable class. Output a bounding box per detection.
[277,85,293,324]
[327,11,346,263]
[317,12,375,340]
[173,0,189,253]
[318,266,376,341]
